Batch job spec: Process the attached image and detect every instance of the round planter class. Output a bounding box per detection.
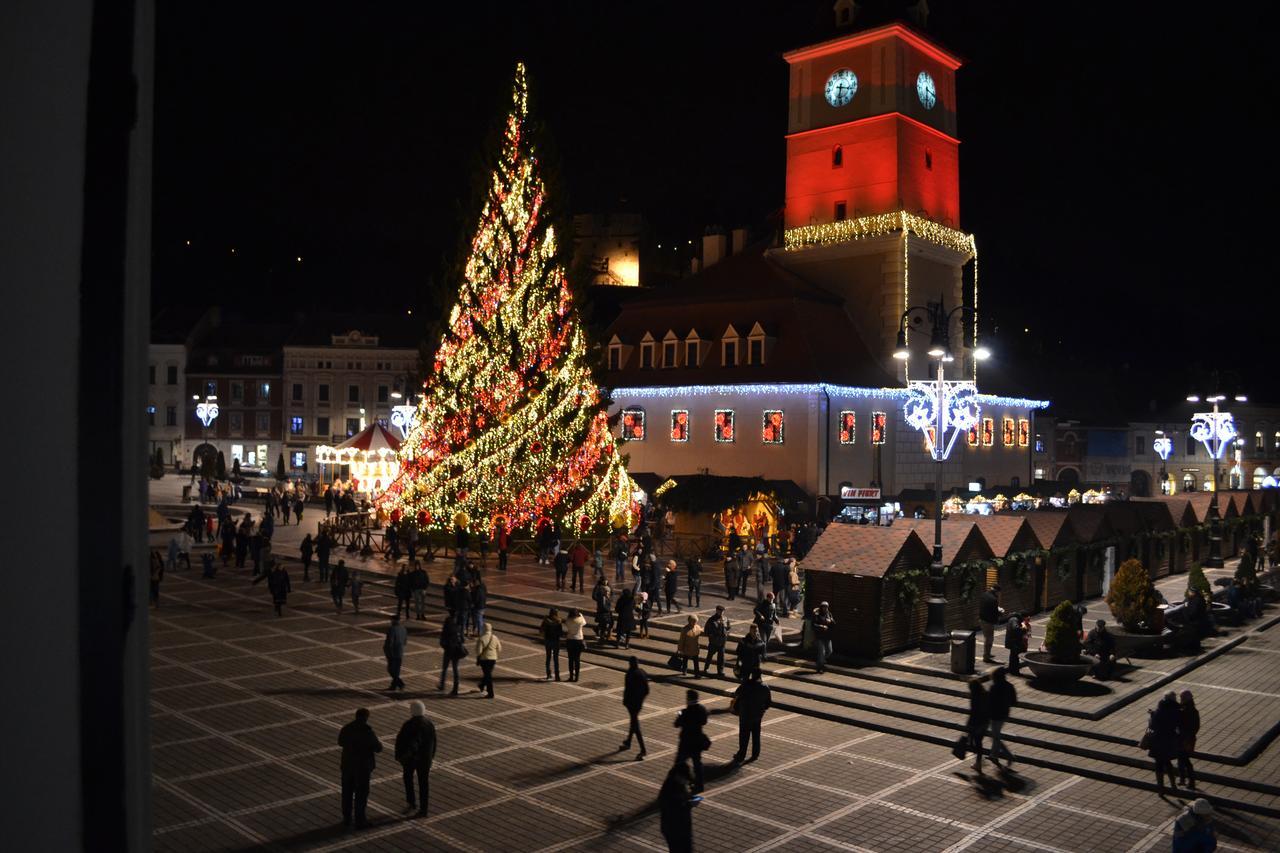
[1024,651,1095,682]
[1110,627,1164,657]
[1211,601,1239,626]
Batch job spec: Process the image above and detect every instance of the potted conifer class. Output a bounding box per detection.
[1025,600,1096,682]
[1104,558,1166,656]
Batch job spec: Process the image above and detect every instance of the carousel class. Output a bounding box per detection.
[316,423,402,495]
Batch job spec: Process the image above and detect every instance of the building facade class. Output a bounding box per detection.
[147,343,187,464]
[281,321,420,474]
[602,19,1048,509]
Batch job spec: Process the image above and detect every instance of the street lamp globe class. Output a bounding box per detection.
[973,346,992,361]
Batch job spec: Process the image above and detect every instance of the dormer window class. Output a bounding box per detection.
[663,341,677,367]
[746,322,769,365]
[639,332,655,369]
[685,330,702,367]
[721,325,741,367]
[608,344,622,371]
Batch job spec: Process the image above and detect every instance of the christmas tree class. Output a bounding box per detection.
[385,63,634,534]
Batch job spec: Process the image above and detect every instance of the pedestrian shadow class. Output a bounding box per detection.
[953,766,1034,799]
[703,760,745,785]
[222,819,397,851]
[509,750,638,785]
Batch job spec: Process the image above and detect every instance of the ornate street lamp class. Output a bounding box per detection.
[1153,432,1173,495]
[893,298,989,653]
[1186,388,1246,568]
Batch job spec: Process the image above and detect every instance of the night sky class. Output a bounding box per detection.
[153,1,1276,415]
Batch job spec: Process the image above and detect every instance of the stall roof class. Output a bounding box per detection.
[800,524,932,577]
[628,472,667,497]
[968,515,1037,557]
[1015,511,1076,549]
[1131,496,1197,529]
[1181,493,1216,524]
[900,519,994,564]
[1065,505,1116,544]
[1103,501,1147,536]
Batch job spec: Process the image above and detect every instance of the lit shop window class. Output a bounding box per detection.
[1018,419,1030,447]
[714,409,735,443]
[871,411,887,445]
[982,418,994,447]
[968,425,980,447]
[621,408,645,442]
[839,410,856,445]
[1003,417,1016,447]
[763,410,785,444]
[670,410,689,442]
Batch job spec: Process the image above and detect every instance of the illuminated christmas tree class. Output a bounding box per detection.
[386,63,634,534]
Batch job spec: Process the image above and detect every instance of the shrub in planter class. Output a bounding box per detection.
[1044,600,1082,664]
[1235,552,1257,590]
[215,450,228,481]
[1187,563,1211,603]
[1105,558,1159,632]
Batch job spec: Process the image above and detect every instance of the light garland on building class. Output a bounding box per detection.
[782,210,976,257]
[380,63,634,533]
[610,382,1049,410]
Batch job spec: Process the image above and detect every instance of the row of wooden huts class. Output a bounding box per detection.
[800,490,1278,659]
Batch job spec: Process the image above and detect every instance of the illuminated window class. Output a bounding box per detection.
[872,411,887,445]
[345,417,359,437]
[763,410,784,444]
[832,145,843,168]
[290,416,304,435]
[670,410,689,442]
[1002,417,1015,447]
[205,380,217,396]
[621,408,646,442]
[1018,419,1030,447]
[259,382,271,401]
[834,201,847,221]
[839,410,856,445]
[290,451,307,469]
[1256,431,1265,451]
[968,425,979,447]
[982,418,994,446]
[714,409,735,443]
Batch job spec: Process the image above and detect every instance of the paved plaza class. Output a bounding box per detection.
[149,503,1280,852]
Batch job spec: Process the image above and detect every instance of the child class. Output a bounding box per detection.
[639,591,653,639]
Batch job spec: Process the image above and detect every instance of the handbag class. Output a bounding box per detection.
[951,736,968,760]
[1138,730,1151,750]
[667,654,684,670]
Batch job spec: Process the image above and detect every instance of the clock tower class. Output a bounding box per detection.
[782,22,962,229]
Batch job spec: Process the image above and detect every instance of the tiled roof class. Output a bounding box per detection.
[1065,505,1113,543]
[1182,493,1215,523]
[800,523,931,577]
[968,515,1033,556]
[899,519,993,563]
[1015,511,1073,549]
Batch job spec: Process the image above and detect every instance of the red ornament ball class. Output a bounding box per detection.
[531,441,544,454]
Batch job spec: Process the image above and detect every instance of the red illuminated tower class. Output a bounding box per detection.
[772,18,976,384]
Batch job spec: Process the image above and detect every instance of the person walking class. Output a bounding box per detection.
[565,607,587,682]
[730,670,772,763]
[1177,690,1200,790]
[620,656,649,759]
[736,547,751,598]
[300,533,314,581]
[293,495,304,526]
[540,607,564,681]
[613,533,629,584]
[664,560,682,614]
[592,577,614,644]
[470,577,487,637]
[770,558,789,616]
[659,761,695,853]
[553,546,570,591]
[638,591,654,639]
[753,594,780,661]
[474,623,501,698]
[350,569,363,614]
[677,615,703,678]
[395,700,437,817]
[703,606,730,677]
[384,615,408,691]
[437,612,464,695]
[337,708,382,829]
[569,540,590,593]
[979,585,1004,663]
[410,561,429,620]
[317,532,332,584]
[988,667,1017,770]
[267,561,292,617]
[281,496,291,525]
[724,554,739,602]
[736,624,767,681]
[686,558,702,607]
[394,566,413,620]
[494,519,510,572]
[331,559,350,612]
[615,588,636,649]
[1147,690,1182,791]
[324,486,334,517]
[674,689,710,793]
[811,601,836,673]
[965,681,990,772]
[1172,799,1217,852]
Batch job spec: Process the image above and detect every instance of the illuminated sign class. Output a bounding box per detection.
[1190,412,1236,459]
[841,487,881,500]
[1153,436,1173,461]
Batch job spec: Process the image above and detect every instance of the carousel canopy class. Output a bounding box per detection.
[336,423,401,453]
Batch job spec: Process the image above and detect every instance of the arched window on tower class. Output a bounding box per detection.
[832,145,843,168]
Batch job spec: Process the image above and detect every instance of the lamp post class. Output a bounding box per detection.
[1186,389,1245,568]
[893,298,990,653]
[193,393,219,467]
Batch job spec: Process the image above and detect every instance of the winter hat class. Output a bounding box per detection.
[1192,799,1213,816]
[409,700,425,717]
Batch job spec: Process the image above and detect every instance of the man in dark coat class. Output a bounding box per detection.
[384,615,408,691]
[299,533,314,581]
[620,656,649,758]
[394,566,412,619]
[317,532,332,583]
[437,613,464,695]
[703,606,730,677]
[659,761,695,853]
[331,559,350,612]
[753,594,779,661]
[686,558,702,607]
[395,701,438,817]
[736,624,767,680]
[338,708,382,828]
[1085,619,1117,679]
[724,557,739,601]
[410,561,430,620]
[979,585,1004,663]
[987,667,1017,769]
[266,562,291,617]
[1004,613,1028,676]
[811,601,836,674]
[731,670,772,763]
[770,559,790,616]
[674,689,710,793]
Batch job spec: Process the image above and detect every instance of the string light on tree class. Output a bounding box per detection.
[382,63,635,533]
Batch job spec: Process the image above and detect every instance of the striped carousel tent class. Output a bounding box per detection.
[317,423,402,492]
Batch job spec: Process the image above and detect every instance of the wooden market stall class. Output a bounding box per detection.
[969,515,1047,616]
[899,518,996,629]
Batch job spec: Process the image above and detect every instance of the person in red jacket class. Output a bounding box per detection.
[494,518,511,572]
[568,540,591,593]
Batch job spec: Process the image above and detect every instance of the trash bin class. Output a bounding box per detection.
[181,484,192,503]
[950,629,977,675]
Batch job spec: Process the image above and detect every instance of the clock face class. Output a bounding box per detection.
[916,71,937,110]
[824,68,858,107]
